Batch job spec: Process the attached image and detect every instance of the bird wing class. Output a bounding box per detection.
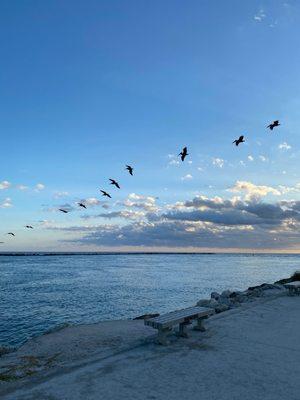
[239,136,244,140]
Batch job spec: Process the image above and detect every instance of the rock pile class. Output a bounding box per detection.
[197,282,286,314]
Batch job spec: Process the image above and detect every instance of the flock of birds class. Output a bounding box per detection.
[1,120,281,242]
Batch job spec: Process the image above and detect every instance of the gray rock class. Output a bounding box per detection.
[221,290,232,298]
[197,298,219,308]
[246,288,263,297]
[218,296,231,306]
[211,292,220,300]
[215,304,229,313]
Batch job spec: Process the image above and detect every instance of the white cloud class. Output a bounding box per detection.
[85,210,146,221]
[0,197,12,208]
[168,159,180,166]
[278,142,291,150]
[247,155,254,162]
[212,158,224,168]
[167,154,180,166]
[181,174,193,181]
[123,193,159,212]
[254,9,266,22]
[0,181,11,190]
[229,181,281,201]
[54,191,69,199]
[17,185,28,191]
[35,183,45,192]
[84,197,102,206]
[259,155,268,162]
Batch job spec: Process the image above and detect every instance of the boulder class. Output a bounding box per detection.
[197,298,219,308]
[218,296,231,306]
[211,292,220,300]
[221,290,232,298]
[215,304,229,313]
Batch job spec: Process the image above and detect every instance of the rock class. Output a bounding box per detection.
[211,292,220,300]
[218,296,231,306]
[229,291,243,298]
[260,283,277,290]
[221,290,232,298]
[133,313,159,320]
[273,284,285,290]
[277,271,300,284]
[197,298,219,308]
[215,304,229,313]
[229,292,247,303]
[246,288,263,298]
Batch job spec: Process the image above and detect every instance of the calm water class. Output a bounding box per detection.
[0,253,299,348]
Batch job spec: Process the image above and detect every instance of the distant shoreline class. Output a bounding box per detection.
[0,252,300,256]
[0,252,217,256]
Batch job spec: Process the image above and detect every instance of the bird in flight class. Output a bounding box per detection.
[267,120,280,131]
[7,232,15,236]
[109,179,120,189]
[126,165,133,176]
[0,242,4,244]
[25,225,33,229]
[100,190,112,198]
[179,147,188,161]
[59,209,69,213]
[78,203,87,209]
[233,136,245,146]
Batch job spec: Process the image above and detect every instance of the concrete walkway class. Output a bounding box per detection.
[1,295,300,400]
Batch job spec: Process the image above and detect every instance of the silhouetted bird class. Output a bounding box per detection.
[0,242,4,244]
[7,232,15,236]
[179,147,188,161]
[126,165,133,176]
[233,136,245,146]
[100,190,112,198]
[25,225,33,229]
[59,209,68,213]
[109,179,120,189]
[267,120,280,130]
[78,203,87,209]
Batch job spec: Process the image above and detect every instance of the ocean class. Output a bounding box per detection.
[0,253,298,348]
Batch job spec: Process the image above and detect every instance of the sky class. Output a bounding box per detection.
[1,0,300,252]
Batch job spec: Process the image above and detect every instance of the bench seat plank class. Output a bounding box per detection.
[145,306,214,329]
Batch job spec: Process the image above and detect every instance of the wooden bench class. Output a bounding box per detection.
[144,306,214,345]
[284,281,300,296]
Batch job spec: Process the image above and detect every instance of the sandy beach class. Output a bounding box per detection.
[1,289,299,400]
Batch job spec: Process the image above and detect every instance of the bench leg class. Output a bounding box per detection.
[194,317,206,332]
[157,327,172,345]
[178,322,189,338]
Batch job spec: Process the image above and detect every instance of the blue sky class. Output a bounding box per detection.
[1,0,300,252]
